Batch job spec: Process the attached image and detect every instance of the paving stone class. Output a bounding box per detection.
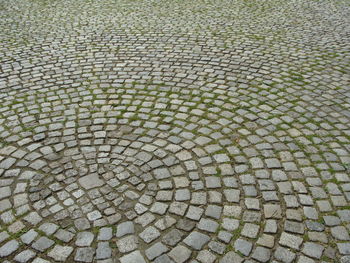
[87,210,102,221]
[306,220,325,231]
[38,223,59,235]
[304,207,319,220]
[163,229,184,246]
[274,246,296,263]
[98,227,113,241]
[205,205,222,219]
[74,218,91,230]
[48,245,74,261]
[32,237,54,252]
[154,215,176,230]
[120,251,146,263]
[176,219,196,232]
[154,254,175,263]
[205,176,221,188]
[13,249,36,263]
[183,231,210,250]
[117,235,138,253]
[308,232,328,243]
[257,234,275,248]
[54,229,75,242]
[324,215,341,226]
[168,245,191,263]
[145,242,168,260]
[185,205,203,220]
[116,221,134,237]
[279,232,303,250]
[264,204,282,219]
[0,232,9,243]
[338,210,350,223]
[79,174,105,190]
[0,187,11,199]
[221,218,239,231]
[196,250,216,263]
[190,192,207,205]
[338,243,350,255]
[208,241,226,254]
[32,258,50,263]
[242,211,261,222]
[96,242,112,260]
[21,229,38,244]
[8,220,25,233]
[331,226,350,240]
[223,189,240,202]
[198,218,219,233]
[23,212,42,225]
[76,232,94,246]
[251,246,271,262]
[234,238,253,256]
[302,242,324,259]
[167,202,186,217]
[219,252,243,263]
[150,202,169,215]
[284,220,304,234]
[74,247,95,262]
[218,231,233,244]
[154,168,171,180]
[241,223,260,238]
[297,255,315,263]
[264,219,278,233]
[139,226,160,243]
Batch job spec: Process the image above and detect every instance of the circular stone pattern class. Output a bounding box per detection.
[0,0,350,263]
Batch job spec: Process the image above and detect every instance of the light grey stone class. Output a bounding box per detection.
[120,251,146,263]
[274,246,296,263]
[74,247,95,262]
[234,238,252,256]
[98,227,113,241]
[279,232,303,250]
[96,242,112,259]
[48,245,74,261]
[76,232,94,246]
[21,229,38,244]
[139,226,160,243]
[13,249,36,263]
[252,246,271,262]
[198,218,219,233]
[32,237,54,252]
[145,242,168,260]
[163,229,184,246]
[331,226,350,240]
[79,174,104,189]
[168,245,191,263]
[116,221,134,237]
[219,252,243,263]
[302,242,324,259]
[117,235,138,253]
[183,231,210,250]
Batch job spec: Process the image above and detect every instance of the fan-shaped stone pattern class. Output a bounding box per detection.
[22,128,241,234]
[0,0,350,262]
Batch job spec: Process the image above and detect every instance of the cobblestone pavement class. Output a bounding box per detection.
[0,0,350,262]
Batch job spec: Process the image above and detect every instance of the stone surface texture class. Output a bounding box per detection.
[0,0,349,262]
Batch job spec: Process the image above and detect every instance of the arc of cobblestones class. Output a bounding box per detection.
[0,0,350,262]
